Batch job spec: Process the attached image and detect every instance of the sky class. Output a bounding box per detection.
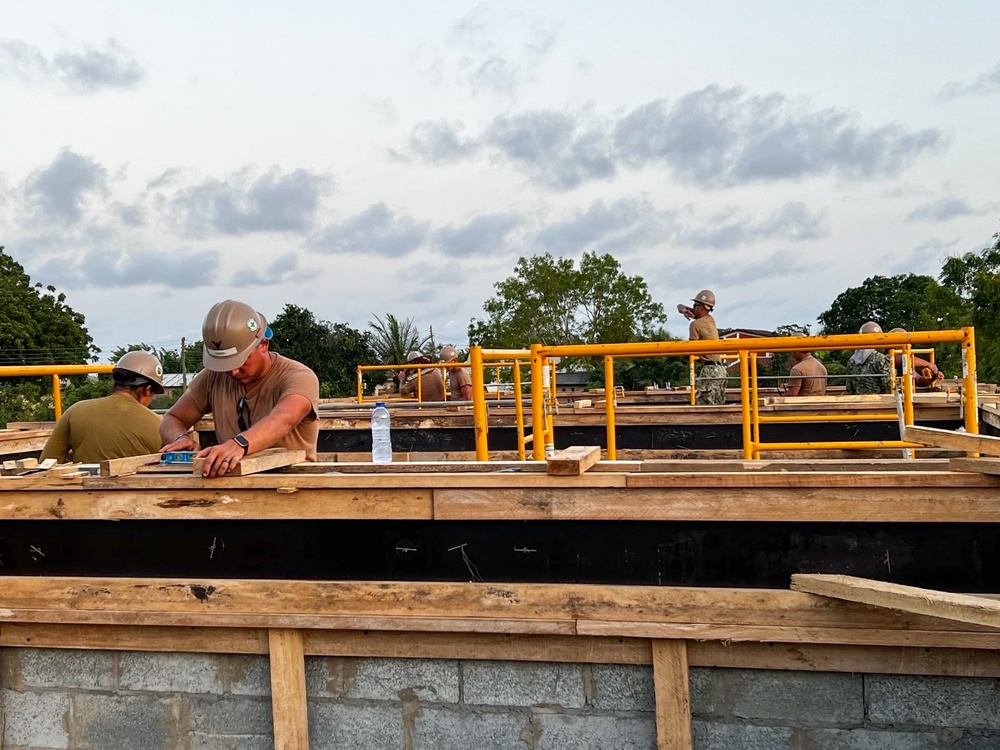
[1,1,998,359]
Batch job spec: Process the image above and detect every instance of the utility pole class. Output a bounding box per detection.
[180,337,187,388]
[429,326,436,359]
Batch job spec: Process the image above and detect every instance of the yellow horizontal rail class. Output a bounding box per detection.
[752,441,924,451]
[759,413,900,423]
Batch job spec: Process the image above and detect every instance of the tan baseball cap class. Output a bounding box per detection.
[202,300,269,372]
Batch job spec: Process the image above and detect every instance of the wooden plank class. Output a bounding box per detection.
[1,577,998,636]
[653,640,692,750]
[100,453,164,477]
[268,629,309,750]
[626,471,1000,489]
[638,459,951,473]
[0,488,433,520]
[791,574,1000,630]
[951,457,1000,476]
[547,446,602,476]
[433,486,1000,522]
[193,449,306,477]
[14,458,38,469]
[905,425,1000,455]
[0,623,268,653]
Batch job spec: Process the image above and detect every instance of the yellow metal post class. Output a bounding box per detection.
[356,367,364,404]
[901,346,915,428]
[750,353,761,459]
[530,344,545,460]
[52,373,63,420]
[544,357,556,457]
[513,360,526,461]
[739,351,751,460]
[604,355,617,460]
[689,356,696,405]
[962,326,979,435]
[470,346,489,460]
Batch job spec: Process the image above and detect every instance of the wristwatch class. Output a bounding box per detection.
[232,434,250,455]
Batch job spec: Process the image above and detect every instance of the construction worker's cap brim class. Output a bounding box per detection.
[203,331,267,372]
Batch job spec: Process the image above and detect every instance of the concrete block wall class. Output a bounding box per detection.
[4,648,1000,749]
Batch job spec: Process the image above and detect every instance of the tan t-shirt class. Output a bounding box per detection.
[789,355,828,396]
[401,369,446,402]
[448,367,473,400]
[40,391,162,463]
[689,314,721,364]
[186,354,320,460]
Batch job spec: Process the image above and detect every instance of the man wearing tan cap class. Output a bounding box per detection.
[159,300,320,476]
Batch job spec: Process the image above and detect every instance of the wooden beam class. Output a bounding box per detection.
[268,629,309,750]
[652,640,692,750]
[100,453,163,477]
[950,457,1000,475]
[905,425,1000,456]
[547,446,601,476]
[791,574,1000,630]
[193,449,306,477]
[626,471,1000,489]
[638,459,951,473]
[433,486,1000,522]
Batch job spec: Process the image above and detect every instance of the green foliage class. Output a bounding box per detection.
[270,304,378,397]
[368,314,429,365]
[468,252,666,350]
[939,230,1000,381]
[0,381,53,425]
[111,341,203,375]
[604,327,689,389]
[62,377,113,408]
[0,246,98,364]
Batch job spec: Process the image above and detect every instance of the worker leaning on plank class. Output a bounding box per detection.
[679,289,727,405]
[41,350,164,464]
[159,300,320,478]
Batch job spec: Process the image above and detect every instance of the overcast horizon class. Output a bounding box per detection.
[2,2,998,359]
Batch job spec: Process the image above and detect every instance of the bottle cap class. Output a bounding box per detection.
[375,401,385,407]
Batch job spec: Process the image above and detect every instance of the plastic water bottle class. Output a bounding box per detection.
[371,401,392,464]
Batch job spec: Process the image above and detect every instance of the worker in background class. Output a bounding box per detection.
[41,350,164,463]
[845,321,892,395]
[888,327,940,388]
[399,350,446,402]
[440,345,472,401]
[679,289,727,405]
[785,351,828,397]
[159,299,320,477]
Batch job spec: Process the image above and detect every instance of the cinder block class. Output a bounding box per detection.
[188,696,274,736]
[306,656,459,703]
[535,713,655,750]
[867,675,1000,729]
[191,733,275,750]
[309,701,404,750]
[1,688,70,749]
[4,648,115,691]
[791,726,953,749]
[463,661,586,708]
[952,732,1000,749]
[590,665,655,712]
[70,693,177,750]
[690,667,863,724]
[119,652,270,696]
[692,721,793,750]
[413,707,530,749]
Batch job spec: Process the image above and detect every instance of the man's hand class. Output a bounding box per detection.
[197,440,244,478]
[159,434,199,453]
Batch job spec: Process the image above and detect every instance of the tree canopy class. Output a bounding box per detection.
[0,247,97,364]
[269,304,377,397]
[468,252,666,349]
[368,313,429,365]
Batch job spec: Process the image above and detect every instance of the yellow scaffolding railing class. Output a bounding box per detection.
[506,328,977,461]
[0,364,115,420]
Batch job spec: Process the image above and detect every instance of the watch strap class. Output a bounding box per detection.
[233,434,250,455]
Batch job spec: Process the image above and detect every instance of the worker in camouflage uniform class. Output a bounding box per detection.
[680,289,728,405]
[845,321,892,394]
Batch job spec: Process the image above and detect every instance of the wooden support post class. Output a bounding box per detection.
[268,628,309,750]
[652,639,692,750]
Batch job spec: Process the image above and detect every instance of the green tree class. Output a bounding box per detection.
[468,252,666,349]
[0,246,97,364]
[607,327,689,389]
[939,229,1000,381]
[269,304,378,397]
[368,314,429,365]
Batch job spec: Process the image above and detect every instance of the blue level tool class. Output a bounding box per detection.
[161,451,197,464]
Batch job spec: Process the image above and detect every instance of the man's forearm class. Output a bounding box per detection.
[159,414,195,447]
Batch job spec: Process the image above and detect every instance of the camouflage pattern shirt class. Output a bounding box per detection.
[845,350,892,394]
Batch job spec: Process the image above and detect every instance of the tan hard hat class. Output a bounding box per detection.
[407,350,427,363]
[692,289,716,308]
[889,327,906,334]
[114,350,165,394]
[440,345,459,362]
[202,300,268,372]
[860,321,883,334]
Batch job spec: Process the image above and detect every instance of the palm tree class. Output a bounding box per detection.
[368,313,430,365]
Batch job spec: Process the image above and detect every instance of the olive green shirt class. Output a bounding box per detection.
[41,391,163,463]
